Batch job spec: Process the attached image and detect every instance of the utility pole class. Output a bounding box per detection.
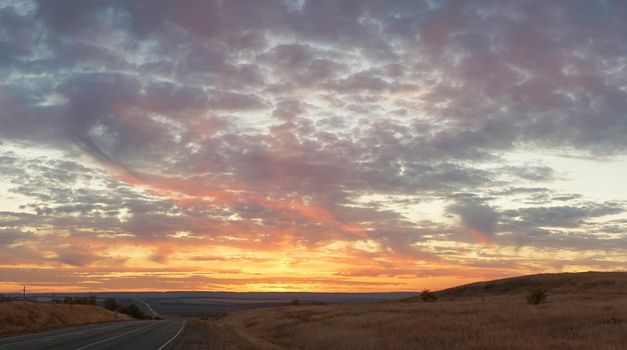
[23,285,26,300]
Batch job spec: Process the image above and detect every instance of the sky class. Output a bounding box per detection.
[0,0,626,293]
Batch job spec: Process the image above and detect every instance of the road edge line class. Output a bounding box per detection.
[157,321,186,350]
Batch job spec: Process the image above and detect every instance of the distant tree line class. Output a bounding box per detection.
[0,293,17,303]
[0,293,34,303]
[63,295,98,305]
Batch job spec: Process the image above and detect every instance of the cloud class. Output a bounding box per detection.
[0,0,626,291]
[448,200,500,244]
[503,202,624,228]
[0,229,35,245]
[55,248,99,267]
[208,91,267,110]
[502,165,556,181]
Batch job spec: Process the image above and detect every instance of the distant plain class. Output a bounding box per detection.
[7,291,415,319]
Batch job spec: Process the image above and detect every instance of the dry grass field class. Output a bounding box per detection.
[216,272,627,350]
[0,301,130,336]
[433,271,627,299]
[174,319,281,350]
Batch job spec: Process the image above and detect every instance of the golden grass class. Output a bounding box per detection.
[174,320,280,350]
[221,293,627,349]
[433,272,627,299]
[0,301,130,336]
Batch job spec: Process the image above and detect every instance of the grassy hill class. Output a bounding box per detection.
[195,271,627,350]
[433,271,627,298]
[0,301,130,336]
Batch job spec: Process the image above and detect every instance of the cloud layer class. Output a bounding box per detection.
[0,0,626,292]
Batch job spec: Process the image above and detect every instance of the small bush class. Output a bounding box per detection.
[289,298,301,306]
[119,304,150,319]
[421,289,438,302]
[526,288,548,305]
[103,298,119,311]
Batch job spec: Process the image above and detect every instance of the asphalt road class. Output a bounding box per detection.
[0,320,185,350]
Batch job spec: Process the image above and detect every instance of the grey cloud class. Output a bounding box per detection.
[0,6,34,67]
[4,0,626,158]
[260,44,349,88]
[552,194,583,202]
[272,99,308,120]
[497,227,627,252]
[328,71,391,93]
[492,187,550,196]
[448,200,500,236]
[55,248,99,267]
[0,152,189,241]
[209,91,267,111]
[0,245,47,265]
[503,202,624,228]
[502,165,555,181]
[264,44,316,69]
[0,229,35,245]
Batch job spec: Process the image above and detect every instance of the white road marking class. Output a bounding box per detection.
[40,337,54,342]
[76,323,154,350]
[157,321,186,350]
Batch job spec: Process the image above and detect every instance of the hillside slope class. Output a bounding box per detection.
[433,271,627,298]
[0,301,130,336]
[217,271,627,350]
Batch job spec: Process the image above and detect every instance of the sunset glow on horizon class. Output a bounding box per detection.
[1,0,626,293]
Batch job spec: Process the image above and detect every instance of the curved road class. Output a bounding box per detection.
[0,320,185,350]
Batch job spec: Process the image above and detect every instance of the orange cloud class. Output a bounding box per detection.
[467,228,493,247]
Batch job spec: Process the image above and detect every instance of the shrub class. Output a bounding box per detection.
[421,289,438,302]
[289,298,301,306]
[526,288,548,305]
[119,304,150,319]
[103,298,119,311]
